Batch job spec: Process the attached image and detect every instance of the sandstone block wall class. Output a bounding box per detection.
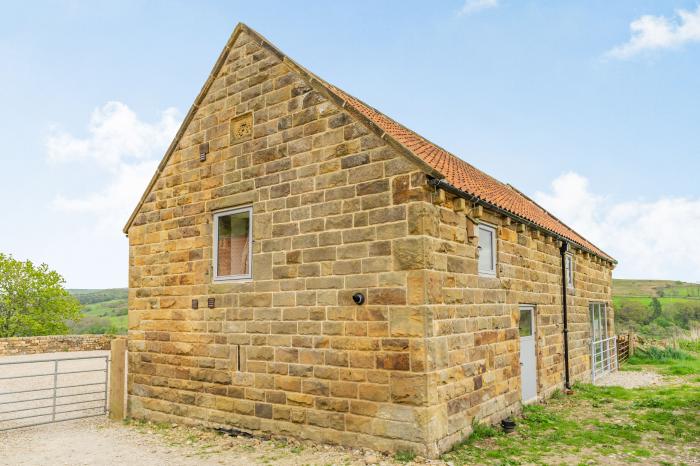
[417,196,613,451]
[126,29,439,455]
[0,334,115,357]
[125,26,614,458]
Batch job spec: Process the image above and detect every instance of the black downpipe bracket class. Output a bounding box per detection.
[560,241,572,390]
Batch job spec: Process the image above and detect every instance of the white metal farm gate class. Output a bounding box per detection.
[0,354,109,431]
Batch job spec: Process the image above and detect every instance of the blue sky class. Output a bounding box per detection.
[2,1,700,288]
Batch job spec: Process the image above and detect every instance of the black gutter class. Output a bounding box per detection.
[426,177,615,264]
[560,241,572,390]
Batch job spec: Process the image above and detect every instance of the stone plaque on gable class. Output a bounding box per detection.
[230,112,253,144]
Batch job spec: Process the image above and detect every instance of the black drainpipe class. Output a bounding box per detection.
[560,241,572,390]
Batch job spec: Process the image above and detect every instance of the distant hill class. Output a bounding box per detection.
[67,288,128,335]
[613,279,700,339]
[613,279,700,299]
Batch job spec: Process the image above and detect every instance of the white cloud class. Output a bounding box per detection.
[535,172,700,282]
[47,101,179,170]
[606,5,700,59]
[52,160,159,232]
[458,0,498,16]
[48,101,180,232]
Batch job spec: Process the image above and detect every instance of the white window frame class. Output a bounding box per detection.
[589,302,608,341]
[477,223,497,277]
[565,253,574,289]
[213,206,253,282]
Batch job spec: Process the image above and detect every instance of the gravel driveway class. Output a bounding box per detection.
[594,369,663,388]
[0,417,224,466]
[0,416,420,466]
[0,351,110,431]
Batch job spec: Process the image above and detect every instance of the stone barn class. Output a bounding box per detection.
[124,23,616,457]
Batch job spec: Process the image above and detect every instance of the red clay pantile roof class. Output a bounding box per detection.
[320,82,613,262]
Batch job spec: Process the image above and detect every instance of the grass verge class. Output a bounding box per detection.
[442,347,700,465]
[625,345,700,376]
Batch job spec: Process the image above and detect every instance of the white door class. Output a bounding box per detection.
[519,305,537,403]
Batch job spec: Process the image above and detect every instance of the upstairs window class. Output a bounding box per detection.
[565,253,574,289]
[477,223,497,277]
[213,206,252,281]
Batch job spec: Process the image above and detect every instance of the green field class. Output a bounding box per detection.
[613,279,700,339]
[67,288,128,335]
[613,279,700,298]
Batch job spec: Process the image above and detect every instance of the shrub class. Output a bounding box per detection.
[631,346,692,362]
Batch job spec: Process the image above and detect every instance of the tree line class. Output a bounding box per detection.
[615,296,700,339]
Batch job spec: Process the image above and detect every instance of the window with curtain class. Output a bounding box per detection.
[213,206,252,280]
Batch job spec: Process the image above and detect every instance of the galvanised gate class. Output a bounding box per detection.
[0,353,109,431]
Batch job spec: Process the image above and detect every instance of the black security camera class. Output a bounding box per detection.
[352,292,365,305]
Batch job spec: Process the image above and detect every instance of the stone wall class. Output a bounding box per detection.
[125,26,614,458]
[416,196,613,452]
[126,28,437,455]
[0,334,115,357]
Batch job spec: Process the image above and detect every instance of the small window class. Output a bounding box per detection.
[477,223,497,277]
[565,253,574,289]
[213,206,252,281]
[519,307,533,337]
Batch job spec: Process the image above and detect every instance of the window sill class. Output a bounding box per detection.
[213,276,253,283]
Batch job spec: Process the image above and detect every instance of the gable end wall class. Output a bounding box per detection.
[126,30,443,455]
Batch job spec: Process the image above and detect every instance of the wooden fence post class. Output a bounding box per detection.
[109,338,127,420]
[628,332,635,357]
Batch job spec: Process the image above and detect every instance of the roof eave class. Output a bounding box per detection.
[428,178,617,265]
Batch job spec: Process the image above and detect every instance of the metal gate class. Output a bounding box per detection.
[0,354,109,431]
[591,336,618,382]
